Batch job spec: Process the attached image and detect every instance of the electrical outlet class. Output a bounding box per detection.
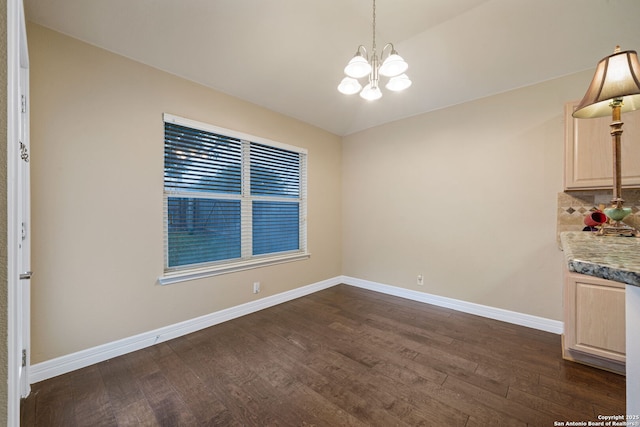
[253,282,261,294]
[417,274,424,286]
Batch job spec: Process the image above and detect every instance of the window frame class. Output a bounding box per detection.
[159,113,309,285]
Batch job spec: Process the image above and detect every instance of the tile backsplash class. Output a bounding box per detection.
[558,189,640,242]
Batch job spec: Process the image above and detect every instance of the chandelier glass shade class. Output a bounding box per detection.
[344,52,372,79]
[337,0,411,100]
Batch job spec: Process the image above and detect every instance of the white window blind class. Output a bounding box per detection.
[161,114,308,284]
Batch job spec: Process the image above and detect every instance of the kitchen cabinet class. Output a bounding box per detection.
[564,100,640,190]
[563,269,625,374]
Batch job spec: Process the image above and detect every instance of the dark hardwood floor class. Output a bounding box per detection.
[21,284,626,426]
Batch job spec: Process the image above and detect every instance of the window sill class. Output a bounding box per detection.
[158,252,310,285]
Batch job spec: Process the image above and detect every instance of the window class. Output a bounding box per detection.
[160,114,308,284]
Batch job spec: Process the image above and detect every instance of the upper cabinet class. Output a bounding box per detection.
[564,100,640,190]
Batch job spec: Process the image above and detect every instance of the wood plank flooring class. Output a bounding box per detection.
[21,284,626,426]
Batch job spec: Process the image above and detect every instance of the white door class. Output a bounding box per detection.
[7,0,31,424]
[16,47,31,398]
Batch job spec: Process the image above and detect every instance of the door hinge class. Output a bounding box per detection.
[21,94,26,113]
[21,349,27,367]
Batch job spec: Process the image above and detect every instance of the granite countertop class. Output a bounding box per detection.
[560,231,640,287]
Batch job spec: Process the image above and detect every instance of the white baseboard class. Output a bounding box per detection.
[339,275,564,335]
[29,275,563,384]
[29,276,341,384]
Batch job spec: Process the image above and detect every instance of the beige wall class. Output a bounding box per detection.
[1,0,8,422]
[28,19,599,366]
[342,70,595,321]
[28,23,342,363]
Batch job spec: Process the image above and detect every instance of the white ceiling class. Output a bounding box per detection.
[24,0,640,136]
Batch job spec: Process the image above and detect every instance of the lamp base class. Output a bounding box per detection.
[603,205,632,221]
[597,201,637,236]
[596,223,638,237]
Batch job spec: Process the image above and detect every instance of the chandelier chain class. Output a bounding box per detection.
[372,0,376,52]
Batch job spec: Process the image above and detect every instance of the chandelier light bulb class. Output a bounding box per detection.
[379,53,408,77]
[338,77,363,95]
[360,83,382,101]
[344,55,372,79]
[386,74,412,92]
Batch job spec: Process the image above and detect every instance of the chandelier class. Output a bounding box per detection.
[337,0,411,100]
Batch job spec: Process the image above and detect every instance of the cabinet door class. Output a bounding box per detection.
[564,100,640,190]
[564,271,625,363]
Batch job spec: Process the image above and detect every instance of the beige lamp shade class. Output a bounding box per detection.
[573,48,640,118]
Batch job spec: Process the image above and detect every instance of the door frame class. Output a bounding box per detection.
[7,0,30,425]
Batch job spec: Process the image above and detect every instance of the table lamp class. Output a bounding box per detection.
[573,46,640,236]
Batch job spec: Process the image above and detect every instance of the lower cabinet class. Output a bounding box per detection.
[563,270,626,374]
